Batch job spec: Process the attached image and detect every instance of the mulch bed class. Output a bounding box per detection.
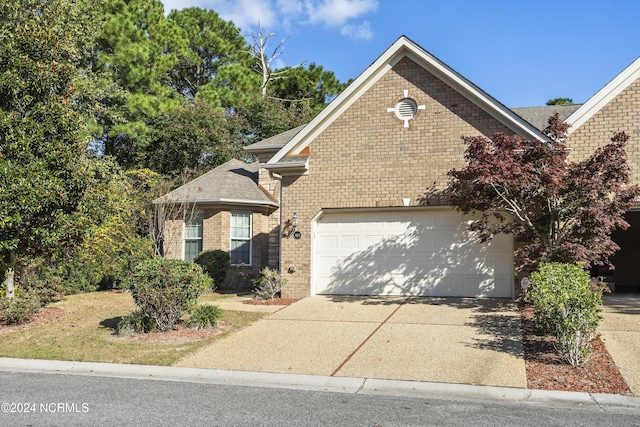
[108,320,233,344]
[0,300,635,395]
[520,303,633,395]
[0,307,65,334]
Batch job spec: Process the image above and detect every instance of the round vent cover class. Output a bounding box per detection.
[395,98,418,120]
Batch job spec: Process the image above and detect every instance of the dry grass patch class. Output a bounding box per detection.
[0,291,266,366]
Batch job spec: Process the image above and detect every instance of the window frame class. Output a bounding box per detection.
[230,211,252,266]
[183,211,203,262]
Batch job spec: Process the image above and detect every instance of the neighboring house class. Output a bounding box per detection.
[159,36,640,298]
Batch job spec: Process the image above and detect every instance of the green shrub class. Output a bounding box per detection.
[253,267,287,300]
[222,263,255,291]
[59,235,154,294]
[20,261,64,306]
[530,262,603,366]
[194,250,230,288]
[0,283,26,301]
[187,304,223,330]
[0,296,40,325]
[126,258,212,332]
[116,310,156,335]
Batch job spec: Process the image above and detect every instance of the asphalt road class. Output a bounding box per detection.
[1,371,639,427]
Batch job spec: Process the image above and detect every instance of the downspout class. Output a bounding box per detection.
[270,172,283,275]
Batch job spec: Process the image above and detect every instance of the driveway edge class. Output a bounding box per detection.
[1,358,638,410]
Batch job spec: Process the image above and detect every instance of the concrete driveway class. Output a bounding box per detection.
[600,294,640,396]
[177,296,527,388]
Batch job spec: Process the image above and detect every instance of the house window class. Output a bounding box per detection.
[184,212,203,262]
[230,212,251,265]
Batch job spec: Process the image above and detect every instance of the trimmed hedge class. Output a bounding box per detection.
[194,250,230,288]
[530,262,603,366]
[126,258,212,332]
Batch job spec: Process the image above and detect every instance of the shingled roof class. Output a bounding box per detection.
[244,125,307,153]
[154,159,278,211]
[511,104,582,131]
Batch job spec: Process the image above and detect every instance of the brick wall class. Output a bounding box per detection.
[279,57,514,298]
[163,205,272,276]
[566,78,640,185]
[256,153,283,270]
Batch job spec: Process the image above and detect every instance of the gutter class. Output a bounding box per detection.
[261,158,309,176]
[152,197,279,209]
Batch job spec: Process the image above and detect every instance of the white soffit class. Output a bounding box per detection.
[566,56,640,135]
[267,36,548,165]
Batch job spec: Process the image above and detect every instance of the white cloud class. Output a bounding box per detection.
[217,0,278,30]
[305,0,378,26]
[161,0,202,14]
[160,0,377,40]
[276,0,304,15]
[161,0,277,29]
[340,21,373,40]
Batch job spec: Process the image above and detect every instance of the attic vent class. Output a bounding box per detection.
[395,98,417,120]
[386,93,425,128]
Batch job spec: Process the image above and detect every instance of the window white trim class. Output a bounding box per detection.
[230,211,252,266]
[184,212,203,262]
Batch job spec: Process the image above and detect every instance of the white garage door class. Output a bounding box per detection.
[313,209,513,297]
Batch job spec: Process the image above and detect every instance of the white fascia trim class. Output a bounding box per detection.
[260,158,309,170]
[402,49,547,142]
[267,37,548,166]
[267,65,394,164]
[267,38,414,165]
[218,198,279,208]
[566,56,640,135]
[161,198,279,209]
[260,159,309,176]
[243,144,286,154]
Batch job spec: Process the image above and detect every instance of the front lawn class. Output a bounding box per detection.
[0,291,265,366]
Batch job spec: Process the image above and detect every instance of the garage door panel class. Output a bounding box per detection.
[314,209,513,297]
[318,235,338,250]
[340,235,359,249]
[435,211,455,227]
[314,209,513,298]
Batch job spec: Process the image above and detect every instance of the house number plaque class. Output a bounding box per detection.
[293,231,302,240]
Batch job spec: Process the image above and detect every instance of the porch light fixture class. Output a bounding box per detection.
[292,212,299,231]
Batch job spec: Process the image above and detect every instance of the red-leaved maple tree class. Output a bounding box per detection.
[447,113,639,271]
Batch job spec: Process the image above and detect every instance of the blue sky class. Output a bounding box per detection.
[161,0,640,107]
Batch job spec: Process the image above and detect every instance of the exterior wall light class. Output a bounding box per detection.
[292,212,299,231]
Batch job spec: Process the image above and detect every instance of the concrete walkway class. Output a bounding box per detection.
[600,294,640,396]
[178,296,527,389]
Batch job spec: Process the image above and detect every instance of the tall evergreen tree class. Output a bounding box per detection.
[0,0,108,282]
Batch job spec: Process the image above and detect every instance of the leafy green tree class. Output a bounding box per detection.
[94,0,186,167]
[235,96,313,145]
[168,7,250,100]
[546,97,574,105]
[146,100,242,177]
[55,158,154,293]
[269,63,347,114]
[0,0,110,288]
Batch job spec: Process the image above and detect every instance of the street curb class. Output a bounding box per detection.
[0,358,364,394]
[1,358,638,410]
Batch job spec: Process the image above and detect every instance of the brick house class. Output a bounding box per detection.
[159,36,640,297]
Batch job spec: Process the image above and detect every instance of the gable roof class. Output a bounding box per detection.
[245,125,306,154]
[265,35,549,169]
[565,56,640,135]
[155,159,278,211]
[512,104,582,131]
